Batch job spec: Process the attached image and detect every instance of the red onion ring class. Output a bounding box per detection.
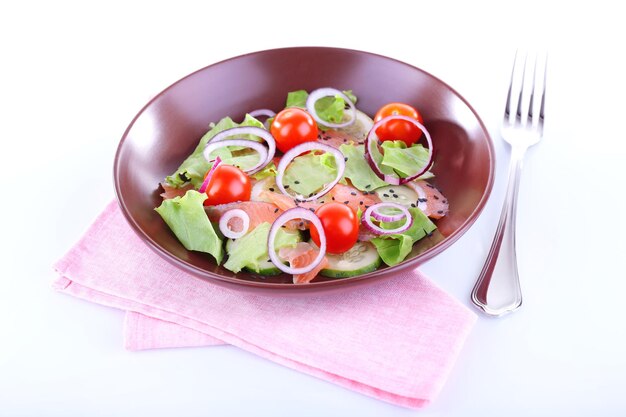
[203,139,268,175]
[371,202,408,222]
[198,156,222,193]
[248,109,276,119]
[275,142,346,202]
[205,126,276,174]
[218,208,250,239]
[248,109,276,130]
[364,115,434,185]
[305,88,356,128]
[267,208,326,275]
[362,202,413,235]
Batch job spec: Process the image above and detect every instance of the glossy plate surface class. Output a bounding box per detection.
[114,47,494,293]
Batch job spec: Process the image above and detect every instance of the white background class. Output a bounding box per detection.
[1,1,626,416]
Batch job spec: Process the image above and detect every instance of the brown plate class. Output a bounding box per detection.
[114,47,494,294]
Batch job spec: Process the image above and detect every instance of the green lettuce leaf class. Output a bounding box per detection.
[224,223,301,273]
[284,89,357,125]
[282,152,337,197]
[220,150,261,172]
[356,206,364,221]
[316,96,346,124]
[339,144,388,191]
[154,190,224,263]
[286,90,308,108]
[165,115,264,188]
[224,223,270,273]
[275,227,301,249]
[368,140,397,177]
[371,207,437,266]
[342,90,357,105]
[371,235,414,267]
[380,140,434,179]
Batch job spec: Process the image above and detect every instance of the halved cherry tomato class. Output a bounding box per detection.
[203,165,251,206]
[373,102,424,146]
[270,108,318,153]
[310,202,359,254]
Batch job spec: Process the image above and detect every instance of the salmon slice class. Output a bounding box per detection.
[328,183,381,214]
[205,200,305,231]
[205,201,284,231]
[160,182,194,200]
[257,191,321,230]
[279,242,329,284]
[405,180,449,219]
[259,190,323,212]
[317,129,361,148]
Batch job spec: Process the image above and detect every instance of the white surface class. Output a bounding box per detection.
[1,1,626,416]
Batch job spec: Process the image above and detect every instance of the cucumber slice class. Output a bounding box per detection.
[320,242,382,278]
[374,185,419,208]
[338,109,374,141]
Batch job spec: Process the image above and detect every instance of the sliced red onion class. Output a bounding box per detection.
[275,142,345,202]
[198,156,222,193]
[362,202,413,235]
[203,139,268,175]
[364,115,434,185]
[267,208,326,275]
[371,202,409,222]
[218,208,250,239]
[248,109,276,130]
[204,126,276,174]
[306,88,356,128]
[248,109,276,119]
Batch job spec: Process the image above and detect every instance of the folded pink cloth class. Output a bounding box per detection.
[124,311,225,350]
[53,201,476,408]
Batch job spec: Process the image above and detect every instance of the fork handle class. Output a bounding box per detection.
[471,147,526,316]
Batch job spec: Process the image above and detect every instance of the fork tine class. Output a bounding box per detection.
[503,50,519,121]
[515,52,528,122]
[527,54,537,126]
[539,54,547,127]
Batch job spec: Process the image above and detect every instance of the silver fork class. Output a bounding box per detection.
[471,51,547,316]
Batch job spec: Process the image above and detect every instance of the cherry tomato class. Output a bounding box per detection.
[203,165,251,206]
[373,102,424,146]
[270,108,318,153]
[310,203,359,254]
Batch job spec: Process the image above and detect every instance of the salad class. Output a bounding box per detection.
[155,88,449,284]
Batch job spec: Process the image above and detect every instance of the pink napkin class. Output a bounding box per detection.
[53,201,476,408]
